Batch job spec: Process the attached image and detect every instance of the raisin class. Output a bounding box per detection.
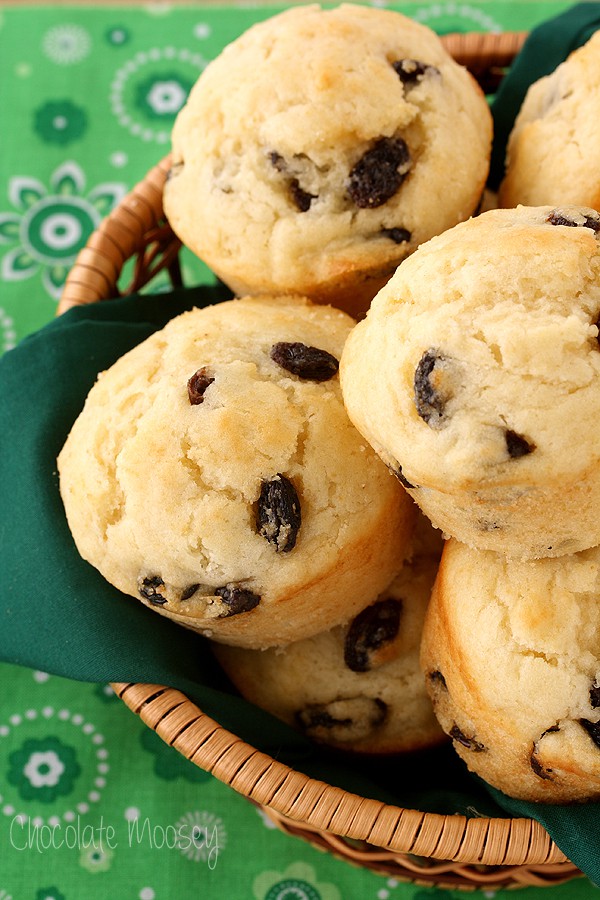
[289,178,316,212]
[581,718,600,748]
[269,151,286,171]
[181,584,200,601]
[347,137,412,209]
[268,151,316,211]
[139,575,167,606]
[591,682,600,709]
[547,210,600,233]
[449,724,486,752]
[530,725,560,780]
[505,429,536,459]
[270,342,339,381]
[414,349,450,426]
[297,707,351,731]
[392,58,440,87]
[381,227,411,244]
[344,598,402,672]
[215,585,261,617]
[187,367,214,405]
[428,670,448,690]
[296,697,387,742]
[530,752,554,781]
[257,474,301,552]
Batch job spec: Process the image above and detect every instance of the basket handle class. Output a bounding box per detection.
[442,29,527,71]
[57,156,177,315]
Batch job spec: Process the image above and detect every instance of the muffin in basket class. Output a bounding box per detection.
[214,514,445,753]
[499,31,600,211]
[57,295,415,649]
[163,3,492,319]
[422,537,600,803]
[340,204,600,560]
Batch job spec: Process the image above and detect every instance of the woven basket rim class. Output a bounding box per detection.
[111,681,574,873]
[58,26,580,885]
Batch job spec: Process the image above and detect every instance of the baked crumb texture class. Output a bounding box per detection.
[58,295,415,649]
[163,4,492,318]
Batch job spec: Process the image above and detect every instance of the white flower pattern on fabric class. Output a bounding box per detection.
[253,862,342,900]
[147,80,188,115]
[109,47,206,143]
[412,3,501,32]
[0,161,126,299]
[0,309,16,353]
[42,24,92,65]
[174,810,227,865]
[23,751,65,788]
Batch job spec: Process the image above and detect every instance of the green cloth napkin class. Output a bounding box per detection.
[1,285,600,885]
[489,2,600,189]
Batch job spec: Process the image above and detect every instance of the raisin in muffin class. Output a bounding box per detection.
[163,4,492,320]
[340,205,600,560]
[58,295,415,649]
[422,537,600,802]
[214,518,445,753]
[499,32,600,211]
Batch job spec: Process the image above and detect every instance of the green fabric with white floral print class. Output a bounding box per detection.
[0,662,596,900]
[0,3,595,898]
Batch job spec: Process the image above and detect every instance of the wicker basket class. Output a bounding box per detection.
[57,30,583,890]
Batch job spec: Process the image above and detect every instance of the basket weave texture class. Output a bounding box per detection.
[58,30,582,890]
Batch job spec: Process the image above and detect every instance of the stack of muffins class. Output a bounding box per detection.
[340,33,600,799]
[57,5,600,799]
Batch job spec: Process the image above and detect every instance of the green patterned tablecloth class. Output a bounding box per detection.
[0,3,596,898]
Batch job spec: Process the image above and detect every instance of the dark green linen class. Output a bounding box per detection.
[489,2,600,189]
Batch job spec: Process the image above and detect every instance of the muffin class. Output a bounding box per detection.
[499,32,600,211]
[164,3,492,319]
[58,295,415,649]
[215,518,444,753]
[340,205,600,560]
[422,537,600,802]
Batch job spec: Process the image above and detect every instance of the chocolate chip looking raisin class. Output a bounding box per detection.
[505,429,536,459]
[187,367,214,405]
[590,682,600,709]
[581,718,600,748]
[257,474,301,552]
[269,151,286,172]
[530,751,555,781]
[347,137,412,209]
[270,342,339,381]
[547,210,600,233]
[215,585,261,617]
[392,58,440,87]
[296,697,387,744]
[268,151,316,212]
[449,724,486,752]
[428,670,448,690]
[289,179,316,212]
[414,349,451,427]
[530,725,560,780]
[381,227,411,244]
[344,598,402,672]
[139,575,167,606]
